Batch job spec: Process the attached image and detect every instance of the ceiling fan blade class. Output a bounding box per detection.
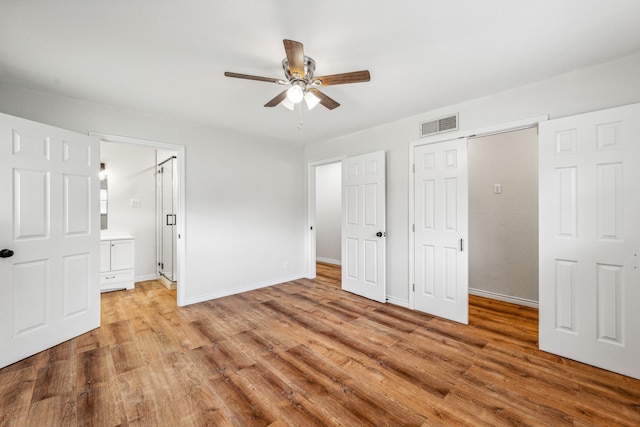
[309,88,340,110]
[312,70,370,86]
[224,72,281,84]
[264,90,288,107]
[283,39,305,78]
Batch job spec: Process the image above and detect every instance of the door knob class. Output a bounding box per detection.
[376,231,386,238]
[0,249,14,258]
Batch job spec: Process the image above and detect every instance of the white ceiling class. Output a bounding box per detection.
[1,1,640,146]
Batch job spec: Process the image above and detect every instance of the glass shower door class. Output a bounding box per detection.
[158,156,177,282]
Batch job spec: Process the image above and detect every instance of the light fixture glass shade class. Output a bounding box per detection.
[304,91,321,110]
[281,98,295,111]
[286,85,304,103]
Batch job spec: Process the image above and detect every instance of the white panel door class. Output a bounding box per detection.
[414,139,469,324]
[341,151,386,303]
[0,113,100,369]
[539,103,640,379]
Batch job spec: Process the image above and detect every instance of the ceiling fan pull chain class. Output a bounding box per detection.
[297,103,304,130]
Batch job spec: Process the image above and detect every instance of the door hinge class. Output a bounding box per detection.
[412,164,415,173]
[412,224,415,232]
[412,283,415,292]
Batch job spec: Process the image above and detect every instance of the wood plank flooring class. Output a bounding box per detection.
[1,264,639,426]
[315,261,341,287]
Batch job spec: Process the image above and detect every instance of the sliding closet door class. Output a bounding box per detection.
[413,138,469,324]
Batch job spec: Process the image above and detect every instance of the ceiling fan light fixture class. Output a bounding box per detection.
[225,40,370,111]
[304,91,320,110]
[286,84,304,103]
[281,97,295,111]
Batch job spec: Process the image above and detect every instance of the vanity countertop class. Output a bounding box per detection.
[100,232,134,241]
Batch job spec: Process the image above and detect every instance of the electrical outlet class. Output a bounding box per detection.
[493,184,502,194]
[130,198,141,207]
[283,261,288,270]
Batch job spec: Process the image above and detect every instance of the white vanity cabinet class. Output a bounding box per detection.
[100,236,135,292]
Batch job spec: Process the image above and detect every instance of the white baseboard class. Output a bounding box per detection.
[385,296,409,308]
[135,274,158,283]
[182,273,305,306]
[469,288,539,309]
[316,257,341,266]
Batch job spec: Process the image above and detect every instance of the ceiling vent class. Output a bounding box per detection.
[419,114,458,138]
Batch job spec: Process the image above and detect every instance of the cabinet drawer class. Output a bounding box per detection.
[100,269,134,290]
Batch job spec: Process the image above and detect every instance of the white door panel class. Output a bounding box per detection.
[0,113,100,369]
[539,103,640,379]
[64,174,92,236]
[341,151,386,303]
[414,139,469,324]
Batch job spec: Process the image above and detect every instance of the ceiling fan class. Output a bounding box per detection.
[224,39,370,111]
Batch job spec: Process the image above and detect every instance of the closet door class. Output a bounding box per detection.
[413,138,469,324]
[539,103,640,379]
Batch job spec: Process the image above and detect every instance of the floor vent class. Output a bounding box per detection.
[419,114,458,138]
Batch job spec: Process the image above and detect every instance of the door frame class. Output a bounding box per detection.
[90,132,187,306]
[408,115,547,310]
[306,156,345,279]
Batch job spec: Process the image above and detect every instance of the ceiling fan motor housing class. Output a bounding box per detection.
[283,56,316,83]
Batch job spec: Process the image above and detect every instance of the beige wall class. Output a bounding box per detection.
[468,128,538,304]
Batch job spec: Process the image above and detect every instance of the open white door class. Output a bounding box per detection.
[341,151,386,303]
[539,103,640,379]
[414,139,469,324]
[0,113,100,369]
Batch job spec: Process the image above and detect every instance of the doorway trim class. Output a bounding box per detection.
[90,132,187,306]
[408,115,548,310]
[306,156,345,279]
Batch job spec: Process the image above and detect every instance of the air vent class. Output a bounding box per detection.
[419,114,459,138]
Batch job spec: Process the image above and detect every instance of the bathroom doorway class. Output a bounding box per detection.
[94,132,187,305]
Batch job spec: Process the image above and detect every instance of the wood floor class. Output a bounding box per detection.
[1,264,639,426]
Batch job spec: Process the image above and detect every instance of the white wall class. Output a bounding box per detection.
[100,141,157,281]
[305,52,640,306]
[315,162,341,264]
[2,52,639,308]
[468,128,538,304]
[0,82,307,305]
